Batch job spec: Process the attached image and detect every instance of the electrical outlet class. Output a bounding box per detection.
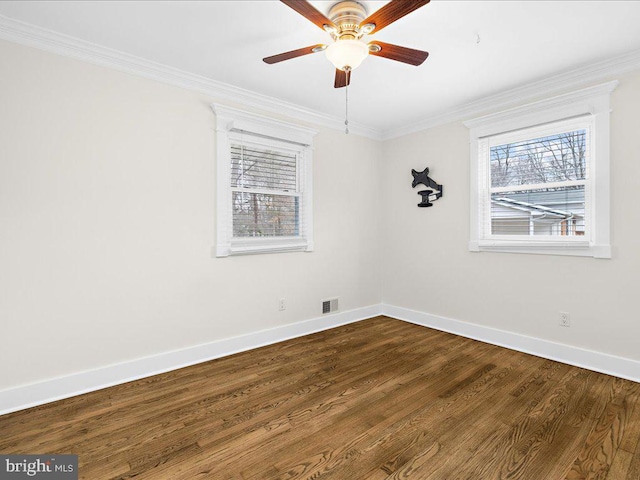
[279,298,286,311]
[559,312,571,327]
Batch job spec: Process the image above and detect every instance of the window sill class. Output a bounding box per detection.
[215,237,313,257]
[469,240,611,258]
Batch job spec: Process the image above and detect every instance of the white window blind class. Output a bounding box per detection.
[231,143,301,238]
[479,118,591,241]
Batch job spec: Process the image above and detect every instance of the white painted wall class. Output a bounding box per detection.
[380,70,640,363]
[2,35,638,400]
[0,40,382,390]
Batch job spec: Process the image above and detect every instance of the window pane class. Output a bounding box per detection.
[490,186,585,236]
[232,192,299,237]
[231,145,297,192]
[490,130,587,188]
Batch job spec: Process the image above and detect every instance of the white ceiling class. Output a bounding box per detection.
[1,1,640,134]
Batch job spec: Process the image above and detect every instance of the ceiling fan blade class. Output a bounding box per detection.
[360,0,430,34]
[281,0,337,31]
[334,69,351,88]
[263,44,326,64]
[368,41,429,66]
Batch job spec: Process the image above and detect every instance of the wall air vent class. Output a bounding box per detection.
[322,298,339,314]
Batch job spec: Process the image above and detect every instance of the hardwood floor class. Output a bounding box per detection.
[1,316,639,479]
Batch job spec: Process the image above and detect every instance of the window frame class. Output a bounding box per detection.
[480,116,592,243]
[464,81,617,258]
[212,104,317,257]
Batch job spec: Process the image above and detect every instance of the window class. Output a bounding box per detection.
[212,104,317,257]
[465,81,617,258]
[484,118,590,238]
[231,142,300,238]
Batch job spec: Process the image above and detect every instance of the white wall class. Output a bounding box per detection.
[381,70,640,363]
[0,40,382,390]
[2,35,638,399]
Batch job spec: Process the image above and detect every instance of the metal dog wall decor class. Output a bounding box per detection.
[411,167,443,207]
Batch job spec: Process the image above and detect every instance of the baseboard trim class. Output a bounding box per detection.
[0,305,382,416]
[3,303,637,415]
[382,304,640,384]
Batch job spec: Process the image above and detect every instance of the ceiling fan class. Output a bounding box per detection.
[263,0,430,88]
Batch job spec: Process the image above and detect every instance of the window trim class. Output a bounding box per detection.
[464,81,618,259]
[212,104,317,257]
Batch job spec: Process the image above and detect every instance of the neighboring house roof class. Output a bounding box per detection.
[499,189,584,205]
[492,197,573,219]
[491,188,585,222]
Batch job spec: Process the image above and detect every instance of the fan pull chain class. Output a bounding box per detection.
[344,67,350,135]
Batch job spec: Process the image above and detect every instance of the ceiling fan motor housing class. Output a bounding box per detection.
[328,1,368,40]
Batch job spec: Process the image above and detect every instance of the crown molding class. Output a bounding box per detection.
[381,49,640,140]
[2,14,640,142]
[0,14,380,140]
[463,80,618,131]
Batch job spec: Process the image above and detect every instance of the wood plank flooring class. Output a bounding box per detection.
[1,316,639,479]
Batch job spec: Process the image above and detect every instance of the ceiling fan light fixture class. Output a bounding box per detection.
[360,23,376,34]
[325,39,369,71]
[323,24,337,35]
